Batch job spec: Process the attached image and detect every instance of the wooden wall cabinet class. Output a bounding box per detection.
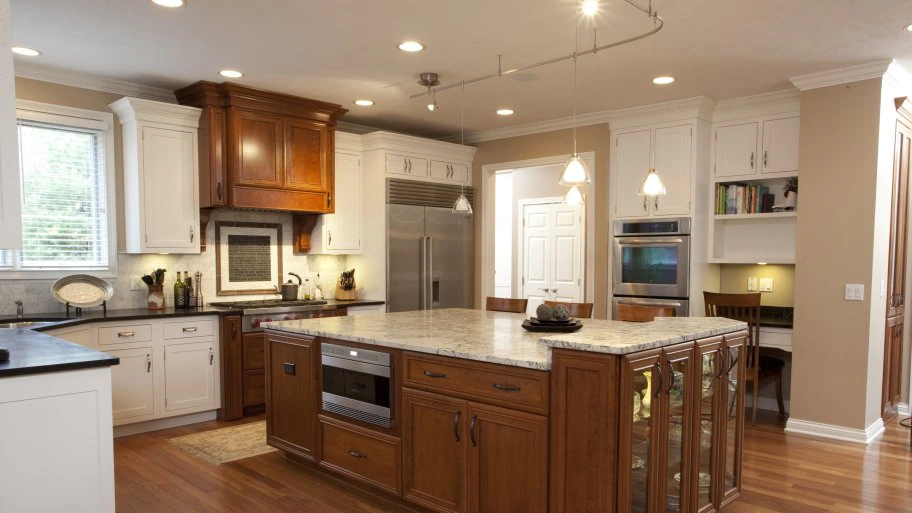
[218,315,243,420]
[175,81,347,213]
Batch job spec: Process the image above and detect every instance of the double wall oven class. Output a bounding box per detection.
[612,218,691,318]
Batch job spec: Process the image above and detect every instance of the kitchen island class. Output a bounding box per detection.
[263,308,747,513]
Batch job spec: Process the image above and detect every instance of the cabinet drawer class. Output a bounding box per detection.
[385,154,428,177]
[319,416,401,494]
[243,370,265,407]
[243,333,265,370]
[403,353,549,414]
[98,323,153,346]
[163,318,215,339]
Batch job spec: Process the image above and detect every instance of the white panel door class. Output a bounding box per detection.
[614,130,653,218]
[550,204,583,303]
[761,117,800,175]
[0,0,21,249]
[522,204,551,315]
[325,152,362,252]
[109,347,154,420]
[653,125,693,216]
[141,126,198,251]
[714,122,758,178]
[164,341,216,412]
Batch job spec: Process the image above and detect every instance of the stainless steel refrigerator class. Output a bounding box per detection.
[387,204,473,312]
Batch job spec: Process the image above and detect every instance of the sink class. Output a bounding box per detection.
[0,317,69,329]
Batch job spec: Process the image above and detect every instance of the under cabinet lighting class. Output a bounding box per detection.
[398,41,424,52]
[653,76,675,85]
[219,70,243,78]
[354,100,374,106]
[151,0,185,7]
[496,108,514,116]
[11,47,41,57]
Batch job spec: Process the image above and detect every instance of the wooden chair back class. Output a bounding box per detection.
[544,300,594,319]
[703,291,761,371]
[485,296,528,314]
[616,303,677,322]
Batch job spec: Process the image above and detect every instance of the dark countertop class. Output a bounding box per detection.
[0,329,119,378]
[759,306,794,329]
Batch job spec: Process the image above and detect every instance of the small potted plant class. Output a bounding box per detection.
[783,177,798,209]
[143,268,167,310]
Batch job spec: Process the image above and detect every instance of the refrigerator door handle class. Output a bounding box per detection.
[419,236,428,310]
[427,236,434,310]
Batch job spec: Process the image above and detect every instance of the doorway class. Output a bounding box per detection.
[519,198,584,315]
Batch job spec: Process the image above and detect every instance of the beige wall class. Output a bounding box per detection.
[472,124,611,318]
[790,78,891,431]
[719,264,795,307]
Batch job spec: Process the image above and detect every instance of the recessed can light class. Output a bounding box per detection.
[219,70,243,78]
[496,108,515,116]
[653,76,675,85]
[905,24,912,32]
[398,41,424,52]
[354,100,374,106]
[11,47,41,57]
[582,0,599,16]
[151,0,185,7]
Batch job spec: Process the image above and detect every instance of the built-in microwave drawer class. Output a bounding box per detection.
[163,318,215,339]
[318,415,401,494]
[97,323,153,346]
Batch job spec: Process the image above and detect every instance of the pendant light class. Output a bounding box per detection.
[559,15,591,187]
[564,185,584,206]
[639,9,667,196]
[452,82,473,215]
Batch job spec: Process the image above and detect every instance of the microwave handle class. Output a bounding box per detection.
[616,299,684,309]
[616,238,685,245]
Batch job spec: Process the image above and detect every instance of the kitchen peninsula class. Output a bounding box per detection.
[263,309,747,513]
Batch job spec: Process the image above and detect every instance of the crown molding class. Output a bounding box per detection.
[108,97,201,128]
[711,89,801,123]
[884,61,912,96]
[789,60,893,91]
[337,120,381,135]
[335,131,363,153]
[362,131,477,161]
[14,62,177,102]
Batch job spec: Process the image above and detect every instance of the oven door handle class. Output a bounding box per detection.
[616,299,684,309]
[616,238,685,245]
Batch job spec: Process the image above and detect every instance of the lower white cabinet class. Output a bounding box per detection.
[164,341,217,412]
[109,347,155,420]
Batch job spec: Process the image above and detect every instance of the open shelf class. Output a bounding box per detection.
[713,211,796,220]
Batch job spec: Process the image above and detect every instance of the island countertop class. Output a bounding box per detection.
[262,308,746,370]
[0,328,119,378]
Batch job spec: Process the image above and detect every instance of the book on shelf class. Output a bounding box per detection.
[716,183,775,215]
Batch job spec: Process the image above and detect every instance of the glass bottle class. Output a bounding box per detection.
[303,278,312,300]
[174,272,185,308]
[313,273,323,300]
[183,271,191,308]
[186,272,195,308]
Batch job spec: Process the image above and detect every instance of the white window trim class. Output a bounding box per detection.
[0,99,118,280]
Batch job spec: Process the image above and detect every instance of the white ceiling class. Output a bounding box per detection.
[10,0,912,139]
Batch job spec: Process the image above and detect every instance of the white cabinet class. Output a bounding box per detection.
[761,117,800,175]
[713,122,758,178]
[109,347,155,420]
[430,160,469,182]
[386,153,429,177]
[612,124,694,219]
[366,132,474,186]
[309,151,363,254]
[110,97,202,254]
[713,116,799,179]
[164,341,216,412]
[0,0,22,249]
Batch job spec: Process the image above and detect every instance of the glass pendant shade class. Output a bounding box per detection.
[564,185,584,206]
[638,168,667,196]
[559,155,591,186]
[452,192,473,215]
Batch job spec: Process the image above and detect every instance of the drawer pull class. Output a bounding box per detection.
[347,450,366,459]
[182,327,198,333]
[423,370,447,379]
[118,331,135,338]
[493,383,521,392]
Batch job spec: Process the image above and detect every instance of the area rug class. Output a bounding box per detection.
[167,420,277,464]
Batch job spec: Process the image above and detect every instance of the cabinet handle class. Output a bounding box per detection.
[714,348,725,378]
[327,193,332,207]
[407,159,412,174]
[470,414,477,447]
[653,362,663,398]
[643,197,647,211]
[182,327,198,332]
[454,410,461,442]
[666,361,675,394]
[231,322,237,341]
[146,354,151,373]
[493,383,521,392]
[216,182,223,201]
[347,450,366,459]
[750,152,755,169]
[190,225,194,243]
[423,370,447,379]
[763,150,768,168]
[209,348,214,366]
[118,331,135,338]
[403,159,408,173]
[328,230,332,246]
[654,196,659,211]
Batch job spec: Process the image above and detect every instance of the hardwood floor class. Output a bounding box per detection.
[114,412,912,513]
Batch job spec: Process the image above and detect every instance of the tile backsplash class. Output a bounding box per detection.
[0,209,348,316]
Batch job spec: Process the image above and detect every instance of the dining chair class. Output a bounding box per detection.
[543,300,594,319]
[485,296,528,314]
[703,291,786,426]
[615,303,676,322]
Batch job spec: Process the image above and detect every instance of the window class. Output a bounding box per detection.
[0,101,116,277]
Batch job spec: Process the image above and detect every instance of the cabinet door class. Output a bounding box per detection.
[719,333,746,508]
[266,333,316,460]
[285,118,329,192]
[693,337,724,513]
[466,402,548,513]
[450,163,469,183]
[402,388,465,513]
[0,0,21,249]
[661,343,696,513]
[714,122,758,178]
[199,106,227,207]
[619,349,663,513]
[386,154,428,177]
[614,130,653,218]
[883,317,904,416]
[324,152,362,252]
[231,109,284,188]
[141,126,199,252]
[109,347,154,420]
[219,315,244,421]
[653,125,693,216]
[429,161,468,182]
[887,121,912,318]
[760,117,800,175]
[163,341,216,412]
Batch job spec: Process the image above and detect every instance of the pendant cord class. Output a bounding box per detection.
[460,81,465,196]
[572,11,579,157]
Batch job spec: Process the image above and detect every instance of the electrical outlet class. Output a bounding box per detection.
[845,284,865,301]
[130,276,144,291]
[747,277,758,292]
[759,278,773,292]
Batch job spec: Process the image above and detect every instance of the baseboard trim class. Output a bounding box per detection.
[113,410,217,438]
[898,403,910,417]
[784,417,885,444]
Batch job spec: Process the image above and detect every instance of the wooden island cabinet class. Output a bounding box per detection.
[264,312,747,513]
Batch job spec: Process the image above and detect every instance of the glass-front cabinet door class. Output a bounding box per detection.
[662,343,696,513]
[720,333,747,508]
[694,336,724,513]
[619,349,663,513]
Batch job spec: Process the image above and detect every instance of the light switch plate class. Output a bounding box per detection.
[845,284,865,301]
[130,276,144,291]
[759,278,773,292]
[747,277,759,292]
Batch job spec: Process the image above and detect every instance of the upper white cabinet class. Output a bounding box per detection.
[612,123,695,219]
[309,132,363,254]
[364,131,475,186]
[0,0,22,249]
[713,116,799,178]
[110,97,202,254]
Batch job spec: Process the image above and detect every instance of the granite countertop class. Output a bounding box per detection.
[0,329,119,378]
[262,308,747,370]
